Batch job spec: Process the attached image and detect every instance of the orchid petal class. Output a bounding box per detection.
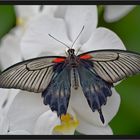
[81,27,125,53]
[21,15,71,59]
[0,114,9,134]
[0,89,10,109]
[0,31,22,70]
[34,110,60,135]
[15,6,40,20]
[7,91,48,133]
[104,5,135,22]
[0,89,19,113]
[8,130,30,135]
[70,87,120,126]
[41,6,58,16]
[76,118,113,135]
[65,6,97,44]
[0,89,19,134]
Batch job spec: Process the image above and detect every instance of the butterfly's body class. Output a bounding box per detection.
[65,49,80,89]
[40,48,113,123]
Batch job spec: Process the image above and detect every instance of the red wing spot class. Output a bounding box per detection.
[52,58,65,63]
[80,54,92,60]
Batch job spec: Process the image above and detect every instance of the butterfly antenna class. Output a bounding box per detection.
[48,34,70,49]
[75,47,82,55]
[71,25,85,49]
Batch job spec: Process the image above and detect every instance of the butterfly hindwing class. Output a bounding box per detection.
[0,56,66,93]
[77,49,140,123]
[79,49,140,84]
[42,63,71,116]
[77,60,113,123]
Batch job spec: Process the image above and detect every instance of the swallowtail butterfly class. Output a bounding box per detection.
[0,26,140,123]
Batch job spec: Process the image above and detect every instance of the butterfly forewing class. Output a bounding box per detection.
[79,50,140,83]
[0,56,66,93]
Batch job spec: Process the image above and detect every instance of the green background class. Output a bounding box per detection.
[0,5,140,135]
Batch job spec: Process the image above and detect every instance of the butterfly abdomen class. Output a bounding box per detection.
[71,68,79,90]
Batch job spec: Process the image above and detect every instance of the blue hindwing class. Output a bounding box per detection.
[42,63,71,116]
[78,60,113,123]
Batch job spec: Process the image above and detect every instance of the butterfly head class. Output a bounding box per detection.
[67,49,75,56]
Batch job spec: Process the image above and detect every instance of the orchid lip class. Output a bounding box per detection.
[53,113,79,134]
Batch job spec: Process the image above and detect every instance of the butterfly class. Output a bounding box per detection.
[0,26,140,124]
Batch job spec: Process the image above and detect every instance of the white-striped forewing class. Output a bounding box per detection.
[0,56,66,93]
[79,49,140,83]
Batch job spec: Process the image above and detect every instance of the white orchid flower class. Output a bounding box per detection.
[3,6,126,135]
[104,5,135,22]
[0,6,45,134]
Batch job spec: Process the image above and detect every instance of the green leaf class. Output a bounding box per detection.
[0,5,16,39]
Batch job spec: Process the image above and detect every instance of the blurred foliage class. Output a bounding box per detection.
[0,5,140,135]
[0,5,16,39]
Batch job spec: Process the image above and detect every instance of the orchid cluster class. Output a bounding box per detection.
[0,5,134,135]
